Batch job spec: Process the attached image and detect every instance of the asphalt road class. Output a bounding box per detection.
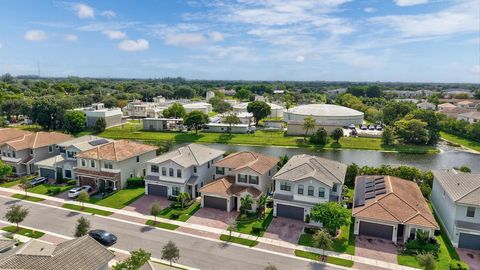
[0,197,343,270]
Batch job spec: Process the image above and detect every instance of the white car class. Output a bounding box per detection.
[68,185,92,198]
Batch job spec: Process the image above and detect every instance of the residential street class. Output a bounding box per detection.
[0,196,342,270]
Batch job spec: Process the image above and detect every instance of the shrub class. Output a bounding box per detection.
[126,177,144,188]
[449,260,469,270]
[405,236,440,256]
[251,225,263,234]
[305,214,310,223]
[170,213,180,220]
[47,187,61,196]
[304,227,319,235]
[67,179,76,185]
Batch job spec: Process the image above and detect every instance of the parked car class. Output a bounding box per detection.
[29,177,47,186]
[375,125,383,131]
[88,230,117,246]
[368,125,375,130]
[67,185,92,198]
[348,124,356,129]
[360,124,367,130]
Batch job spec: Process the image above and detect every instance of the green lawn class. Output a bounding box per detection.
[91,187,145,209]
[219,234,259,247]
[440,131,480,152]
[2,226,45,238]
[158,201,200,222]
[12,193,45,202]
[145,220,179,230]
[235,208,273,236]
[62,203,114,216]
[28,184,75,196]
[0,179,21,188]
[294,250,354,268]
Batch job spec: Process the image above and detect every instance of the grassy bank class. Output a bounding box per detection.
[440,131,480,152]
[158,201,200,222]
[145,220,179,230]
[2,226,45,238]
[12,193,45,202]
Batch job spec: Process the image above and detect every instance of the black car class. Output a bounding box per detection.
[88,230,117,246]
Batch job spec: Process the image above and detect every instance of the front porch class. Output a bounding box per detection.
[75,168,121,190]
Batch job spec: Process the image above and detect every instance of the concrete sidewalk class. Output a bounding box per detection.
[0,186,417,270]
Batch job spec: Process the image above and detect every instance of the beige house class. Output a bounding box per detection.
[74,140,157,190]
[457,111,480,124]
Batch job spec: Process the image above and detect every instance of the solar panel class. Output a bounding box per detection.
[354,176,366,207]
[365,192,376,199]
[365,186,375,192]
[365,181,374,188]
[375,189,387,195]
[89,139,109,146]
[375,183,386,190]
[375,178,385,184]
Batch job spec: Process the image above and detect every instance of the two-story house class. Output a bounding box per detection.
[431,170,480,250]
[144,143,224,198]
[199,152,278,212]
[74,140,157,190]
[0,131,72,176]
[272,154,346,221]
[35,136,111,180]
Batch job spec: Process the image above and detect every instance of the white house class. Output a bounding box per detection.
[203,123,250,134]
[183,102,213,114]
[144,144,225,198]
[431,170,480,250]
[272,154,346,221]
[416,101,436,110]
[457,111,480,124]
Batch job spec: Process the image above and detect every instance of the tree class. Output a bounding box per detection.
[314,229,333,261]
[174,85,195,99]
[113,249,151,270]
[77,191,90,209]
[0,161,12,180]
[310,202,351,235]
[256,194,268,216]
[162,103,186,118]
[310,127,328,145]
[93,118,106,133]
[381,101,415,126]
[177,192,191,210]
[394,119,429,145]
[344,163,359,188]
[150,201,162,224]
[264,264,278,270]
[1,99,26,122]
[183,111,208,134]
[162,241,180,266]
[75,216,90,237]
[247,101,271,125]
[234,88,252,100]
[331,128,344,143]
[277,155,289,170]
[346,86,366,97]
[19,177,32,196]
[457,166,471,173]
[404,109,440,145]
[5,204,28,231]
[209,97,232,113]
[382,126,394,146]
[366,85,383,98]
[101,95,118,108]
[302,116,316,140]
[29,96,74,130]
[224,114,241,134]
[63,110,86,134]
[240,194,253,215]
[416,252,436,270]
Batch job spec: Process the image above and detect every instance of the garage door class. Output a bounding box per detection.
[359,221,394,240]
[39,168,56,180]
[276,204,304,221]
[147,184,168,197]
[204,196,227,211]
[459,233,480,250]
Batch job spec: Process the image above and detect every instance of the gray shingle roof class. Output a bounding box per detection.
[0,238,15,253]
[273,154,347,187]
[0,236,114,270]
[433,170,480,206]
[147,143,224,168]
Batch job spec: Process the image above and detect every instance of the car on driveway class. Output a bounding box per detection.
[29,177,47,186]
[88,230,117,246]
[360,124,367,130]
[67,185,92,198]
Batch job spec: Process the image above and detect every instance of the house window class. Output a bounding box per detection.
[467,207,476,218]
[172,187,180,196]
[409,228,416,239]
[216,167,225,175]
[177,169,182,178]
[319,187,325,198]
[162,167,166,176]
[90,160,96,168]
[2,151,5,156]
[104,162,113,169]
[6,151,10,157]
[249,175,259,185]
[30,149,34,155]
[207,161,210,168]
[193,166,197,173]
[280,181,291,191]
[64,170,72,178]
[308,186,314,196]
[12,151,16,158]
[136,156,140,163]
[67,151,75,159]
[298,184,304,195]
[81,159,86,167]
[59,147,66,153]
[169,168,174,177]
[238,174,247,183]
[332,184,337,192]
[269,170,271,176]
[48,145,53,153]
[151,165,159,173]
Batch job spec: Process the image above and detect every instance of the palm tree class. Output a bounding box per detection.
[240,195,253,215]
[177,192,191,210]
[302,116,316,140]
[256,194,268,217]
[277,155,289,170]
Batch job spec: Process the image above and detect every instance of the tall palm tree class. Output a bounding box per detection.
[177,192,191,210]
[240,195,253,215]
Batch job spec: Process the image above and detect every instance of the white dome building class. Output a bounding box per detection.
[233,102,284,119]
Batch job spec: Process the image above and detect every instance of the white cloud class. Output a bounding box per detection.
[394,0,428,6]
[208,31,224,41]
[471,65,480,75]
[65,34,78,41]
[165,33,207,47]
[24,30,48,41]
[101,10,116,18]
[72,3,95,19]
[0,43,2,49]
[295,55,305,62]
[364,7,376,13]
[102,30,127,40]
[118,39,149,51]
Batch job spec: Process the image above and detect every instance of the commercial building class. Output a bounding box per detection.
[233,102,284,119]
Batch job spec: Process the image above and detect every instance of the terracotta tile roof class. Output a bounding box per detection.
[76,140,157,162]
[214,152,278,175]
[0,128,31,145]
[353,176,438,229]
[6,132,72,150]
[199,176,262,198]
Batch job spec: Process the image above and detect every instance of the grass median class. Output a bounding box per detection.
[12,193,45,202]
[219,234,259,247]
[294,250,354,268]
[145,220,179,230]
[62,203,113,216]
[2,226,45,239]
[158,201,200,222]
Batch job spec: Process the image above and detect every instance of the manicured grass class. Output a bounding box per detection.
[397,254,421,268]
[146,220,179,230]
[92,187,145,209]
[2,226,45,238]
[294,250,353,267]
[12,193,45,202]
[28,184,75,196]
[441,131,480,152]
[219,234,259,247]
[158,201,200,222]
[235,208,273,236]
[62,203,113,216]
[0,179,21,188]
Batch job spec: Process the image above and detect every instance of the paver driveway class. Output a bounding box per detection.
[123,194,170,215]
[186,208,238,229]
[263,217,304,243]
[458,248,480,270]
[355,236,398,264]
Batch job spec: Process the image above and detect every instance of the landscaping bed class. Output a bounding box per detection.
[294,250,354,268]
[219,234,258,247]
[91,187,145,209]
[12,194,45,202]
[62,203,113,216]
[158,201,200,222]
[28,184,75,196]
[2,226,45,239]
[235,208,273,236]
[145,220,179,230]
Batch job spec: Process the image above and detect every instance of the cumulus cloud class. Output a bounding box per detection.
[394,0,428,6]
[24,30,48,41]
[101,10,116,18]
[364,7,377,13]
[102,30,127,40]
[118,39,149,51]
[65,34,78,41]
[295,55,305,62]
[72,3,94,19]
[165,33,207,47]
[208,31,224,42]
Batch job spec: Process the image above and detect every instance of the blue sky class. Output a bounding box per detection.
[0,0,478,83]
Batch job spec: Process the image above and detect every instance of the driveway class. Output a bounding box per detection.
[263,217,304,244]
[355,236,398,264]
[186,208,238,230]
[458,248,480,270]
[123,195,171,215]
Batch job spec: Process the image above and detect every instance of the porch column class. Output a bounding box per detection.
[392,225,398,244]
[113,180,117,191]
[226,198,231,213]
